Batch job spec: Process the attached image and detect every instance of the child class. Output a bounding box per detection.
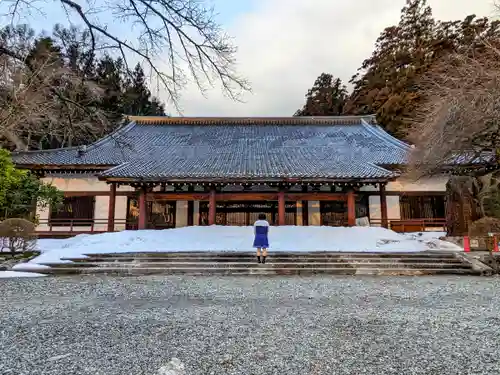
[253,213,270,264]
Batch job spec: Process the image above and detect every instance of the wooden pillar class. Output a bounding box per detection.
[301,185,308,226]
[187,186,194,226]
[138,187,147,230]
[347,188,356,226]
[380,183,388,228]
[278,189,286,226]
[107,183,116,232]
[208,188,216,225]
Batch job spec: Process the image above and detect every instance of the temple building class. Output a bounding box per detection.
[12,115,448,236]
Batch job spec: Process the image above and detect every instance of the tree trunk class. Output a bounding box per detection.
[446,176,482,236]
[2,129,27,150]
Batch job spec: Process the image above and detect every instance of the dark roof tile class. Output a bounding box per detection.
[12,116,410,180]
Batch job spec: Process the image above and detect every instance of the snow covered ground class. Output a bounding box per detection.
[0,271,47,278]
[7,226,461,273]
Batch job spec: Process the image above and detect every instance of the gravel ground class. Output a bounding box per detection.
[1,276,500,375]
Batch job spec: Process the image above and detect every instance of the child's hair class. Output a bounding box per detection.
[258,213,267,220]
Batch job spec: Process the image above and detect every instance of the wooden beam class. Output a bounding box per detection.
[107,183,116,232]
[380,184,388,229]
[149,192,347,201]
[347,189,356,226]
[208,188,216,225]
[286,193,346,201]
[138,188,147,230]
[278,189,285,225]
[60,190,446,199]
[63,191,133,197]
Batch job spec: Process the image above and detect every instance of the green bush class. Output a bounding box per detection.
[0,149,63,220]
[0,218,37,255]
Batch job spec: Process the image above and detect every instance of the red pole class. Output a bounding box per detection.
[494,236,499,252]
[107,183,116,232]
[347,189,355,226]
[138,187,147,230]
[380,183,388,229]
[278,189,286,226]
[463,236,470,252]
[208,188,216,225]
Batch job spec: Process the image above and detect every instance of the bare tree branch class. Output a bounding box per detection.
[0,32,111,150]
[2,0,250,109]
[407,38,500,179]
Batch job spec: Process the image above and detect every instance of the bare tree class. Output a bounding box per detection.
[2,0,249,107]
[0,29,113,150]
[408,44,500,176]
[407,39,500,234]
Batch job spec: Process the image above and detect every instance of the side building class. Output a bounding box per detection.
[12,116,448,236]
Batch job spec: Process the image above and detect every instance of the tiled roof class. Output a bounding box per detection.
[12,116,411,181]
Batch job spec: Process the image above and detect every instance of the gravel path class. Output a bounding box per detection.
[1,276,500,375]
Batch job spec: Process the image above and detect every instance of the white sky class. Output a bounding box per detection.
[170,0,495,116]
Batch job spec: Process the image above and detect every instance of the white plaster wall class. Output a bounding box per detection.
[361,175,448,193]
[114,196,128,231]
[94,196,109,231]
[368,196,401,226]
[37,176,132,232]
[41,176,134,192]
[387,175,448,192]
[193,201,200,226]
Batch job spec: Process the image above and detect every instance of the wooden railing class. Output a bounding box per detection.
[36,218,131,233]
[370,218,447,233]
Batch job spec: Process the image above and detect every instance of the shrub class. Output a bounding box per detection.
[468,217,500,236]
[0,218,37,255]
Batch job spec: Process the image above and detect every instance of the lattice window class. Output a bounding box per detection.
[400,195,445,219]
[49,196,95,226]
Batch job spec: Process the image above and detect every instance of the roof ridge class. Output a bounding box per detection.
[360,119,411,151]
[129,115,377,126]
[84,120,137,152]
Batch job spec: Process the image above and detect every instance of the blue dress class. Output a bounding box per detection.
[253,220,269,248]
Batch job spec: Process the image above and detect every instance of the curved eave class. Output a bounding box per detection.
[98,176,398,184]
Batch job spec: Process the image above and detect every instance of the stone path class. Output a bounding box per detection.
[1,276,500,375]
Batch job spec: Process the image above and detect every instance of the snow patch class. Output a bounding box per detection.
[0,270,47,278]
[10,226,461,271]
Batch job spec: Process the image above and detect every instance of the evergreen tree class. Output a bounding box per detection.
[345,0,436,138]
[344,0,500,139]
[122,64,165,116]
[295,73,347,116]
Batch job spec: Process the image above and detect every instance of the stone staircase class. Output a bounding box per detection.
[21,251,493,276]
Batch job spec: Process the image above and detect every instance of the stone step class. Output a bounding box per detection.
[42,261,472,270]
[65,255,460,264]
[33,266,481,276]
[80,251,458,259]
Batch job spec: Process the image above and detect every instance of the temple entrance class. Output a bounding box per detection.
[199,201,297,226]
[320,195,369,226]
[126,198,176,229]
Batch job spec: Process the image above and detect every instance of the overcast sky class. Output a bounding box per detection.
[1,0,495,116]
[172,0,495,116]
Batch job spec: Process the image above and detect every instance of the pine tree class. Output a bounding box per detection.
[295,73,347,116]
[345,0,436,138]
[122,64,165,116]
[344,0,500,139]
